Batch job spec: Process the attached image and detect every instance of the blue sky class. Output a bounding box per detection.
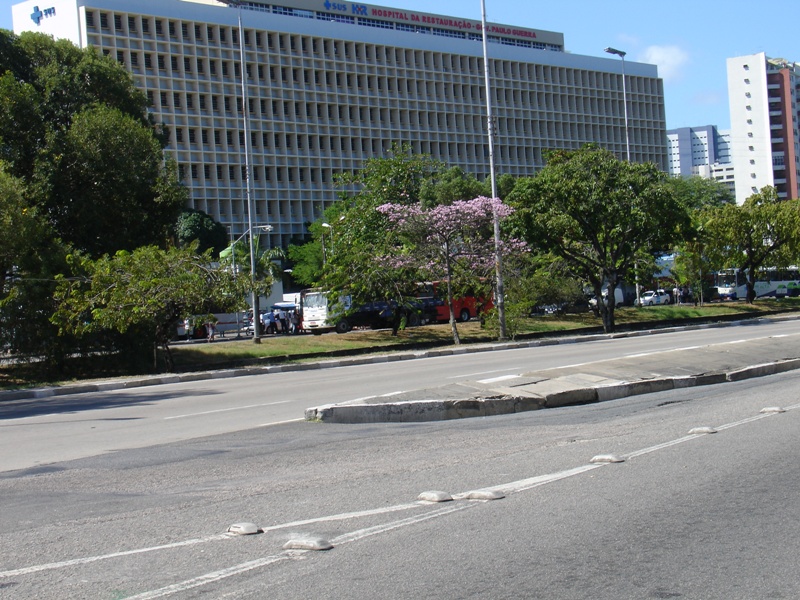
[2,0,797,130]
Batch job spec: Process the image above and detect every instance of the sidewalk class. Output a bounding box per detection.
[305,319,800,423]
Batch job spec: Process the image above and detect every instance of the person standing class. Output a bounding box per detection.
[206,320,216,342]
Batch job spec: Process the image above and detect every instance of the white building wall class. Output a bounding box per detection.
[728,53,777,204]
[13,0,668,246]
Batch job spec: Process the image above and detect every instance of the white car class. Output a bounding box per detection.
[637,290,671,306]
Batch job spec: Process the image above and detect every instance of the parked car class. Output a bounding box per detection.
[588,287,625,309]
[636,289,671,306]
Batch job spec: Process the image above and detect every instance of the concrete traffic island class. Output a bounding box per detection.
[305,330,800,424]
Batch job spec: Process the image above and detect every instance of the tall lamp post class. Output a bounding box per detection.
[480,0,507,341]
[604,47,631,162]
[219,0,260,342]
[605,46,639,307]
[228,225,272,338]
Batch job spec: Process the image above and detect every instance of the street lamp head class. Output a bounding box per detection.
[321,222,332,229]
[604,47,626,58]
[255,224,273,232]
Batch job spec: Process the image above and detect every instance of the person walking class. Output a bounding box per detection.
[278,307,289,334]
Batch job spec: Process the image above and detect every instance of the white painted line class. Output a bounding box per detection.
[625,435,704,459]
[446,368,520,379]
[124,553,298,600]
[164,401,290,420]
[495,464,601,494]
[258,418,304,427]
[380,391,406,397]
[0,534,230,579]
[259,503,422,533]
[7,392,798,589]
[330,503,472,546]
[477,374,521,384]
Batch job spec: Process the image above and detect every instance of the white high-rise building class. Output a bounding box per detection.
[12,0,668,247]
[727,52,800,204]
[666,125,734,195]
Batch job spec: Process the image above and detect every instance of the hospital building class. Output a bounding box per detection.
[12,0,667,248]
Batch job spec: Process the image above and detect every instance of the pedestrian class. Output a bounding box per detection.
[206,320,216,342]
[265,310,277,334]
[278,307,289,334]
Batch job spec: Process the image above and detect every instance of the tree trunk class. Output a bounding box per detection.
[444,248,460,345]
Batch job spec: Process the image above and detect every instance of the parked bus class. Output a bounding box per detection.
[715,267,800,300]
[300,288,397,334]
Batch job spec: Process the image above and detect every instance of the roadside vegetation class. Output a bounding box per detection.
[2,300,793,390]
[4,33,800,386]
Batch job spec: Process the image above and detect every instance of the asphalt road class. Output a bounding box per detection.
[2,317,800,472]
[2,364,799,598]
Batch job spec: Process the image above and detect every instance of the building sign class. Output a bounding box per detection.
[31,5,57,26]
[319,1,539,41]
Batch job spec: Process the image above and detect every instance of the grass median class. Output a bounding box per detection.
[169,300,789,370]
[1,300,795,390]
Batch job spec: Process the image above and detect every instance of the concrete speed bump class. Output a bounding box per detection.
[282,536,333,551]
[418,490,453,503]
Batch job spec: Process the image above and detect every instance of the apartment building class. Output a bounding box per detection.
[727,53,800,204]
[13,0,668,247]
[667,125,735,196]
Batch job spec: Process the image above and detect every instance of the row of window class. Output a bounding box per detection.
[143,87,654,130]
[119,52,658,101]
[105,44,651,94]
[87,7,561,54]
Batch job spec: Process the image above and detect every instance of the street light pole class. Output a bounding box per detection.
[227,225,272,338]
[605,46,639,307]
[480,0,507,341]
[604,47,631,162]
[322,222,333,257]
[220,0,260,342]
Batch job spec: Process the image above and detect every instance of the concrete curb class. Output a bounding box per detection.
[2,314,798,403]
[304,356,800,424]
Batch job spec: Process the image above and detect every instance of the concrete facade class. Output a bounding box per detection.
[667,125,734,196]
[13,0,668,247]
[727,52,800,204]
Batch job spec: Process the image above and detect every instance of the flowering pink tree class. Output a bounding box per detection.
[377,196,522,344]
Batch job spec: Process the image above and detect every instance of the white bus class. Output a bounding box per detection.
[715,268,800,301]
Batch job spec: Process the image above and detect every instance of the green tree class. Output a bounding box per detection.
[0,31,188,367]
[14,32,152,137]
[218,232,287,319]
[296,146,443,334]
[52,245,247,372]
[704,186,800,303]
[32,105,185,257]
[419,166,488,207]
[666,176,734,305]
[175,209,229,256]
[664,175,734,212]
[0,163,73,366]
[286,234,323,287]
[378,197,517,344]
[507,145,689,333]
